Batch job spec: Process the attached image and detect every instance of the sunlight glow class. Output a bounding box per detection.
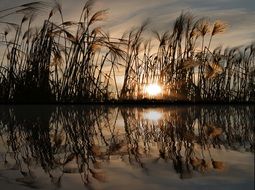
[143,111,163,121]
[144,84,162,97]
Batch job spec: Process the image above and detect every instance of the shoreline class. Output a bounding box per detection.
[0,100,254,106]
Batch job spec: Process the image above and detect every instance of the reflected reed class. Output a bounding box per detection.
[0,105,254,188]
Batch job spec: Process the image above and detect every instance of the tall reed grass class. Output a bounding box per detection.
[0,106,253,186]
[0,1,254,103]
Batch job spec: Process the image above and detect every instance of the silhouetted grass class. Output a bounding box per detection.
[0,1,254,103]
[0,106,253,187]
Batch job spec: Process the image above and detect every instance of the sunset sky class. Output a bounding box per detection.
[1,0,255,48]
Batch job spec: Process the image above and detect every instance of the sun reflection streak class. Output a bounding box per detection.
[143,110,163,121]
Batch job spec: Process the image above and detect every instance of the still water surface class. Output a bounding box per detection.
[0,105,254,190]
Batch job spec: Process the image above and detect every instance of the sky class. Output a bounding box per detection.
[0,0,255,48]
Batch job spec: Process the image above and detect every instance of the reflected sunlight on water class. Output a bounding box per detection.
[143,110,163,121]
[0,105,254,190]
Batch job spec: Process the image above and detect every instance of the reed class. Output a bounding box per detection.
[0,105,253,186]
[0,1,254,103]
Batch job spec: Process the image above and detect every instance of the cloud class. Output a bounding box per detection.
[90,0,255,47]
[0,0,254,48]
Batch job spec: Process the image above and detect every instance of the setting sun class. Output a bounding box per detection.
[144,84,162,97]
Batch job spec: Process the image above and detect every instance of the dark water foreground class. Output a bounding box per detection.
[0,105,254,190]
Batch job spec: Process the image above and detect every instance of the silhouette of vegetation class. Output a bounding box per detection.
[0,1,254,103]
[0,106,254,188]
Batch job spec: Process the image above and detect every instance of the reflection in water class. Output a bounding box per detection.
[0,106,254,189]
[143,110,163,121]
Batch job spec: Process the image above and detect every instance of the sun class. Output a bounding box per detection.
[144,83,162,97]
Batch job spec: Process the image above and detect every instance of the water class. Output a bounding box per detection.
[0,105,254,190]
